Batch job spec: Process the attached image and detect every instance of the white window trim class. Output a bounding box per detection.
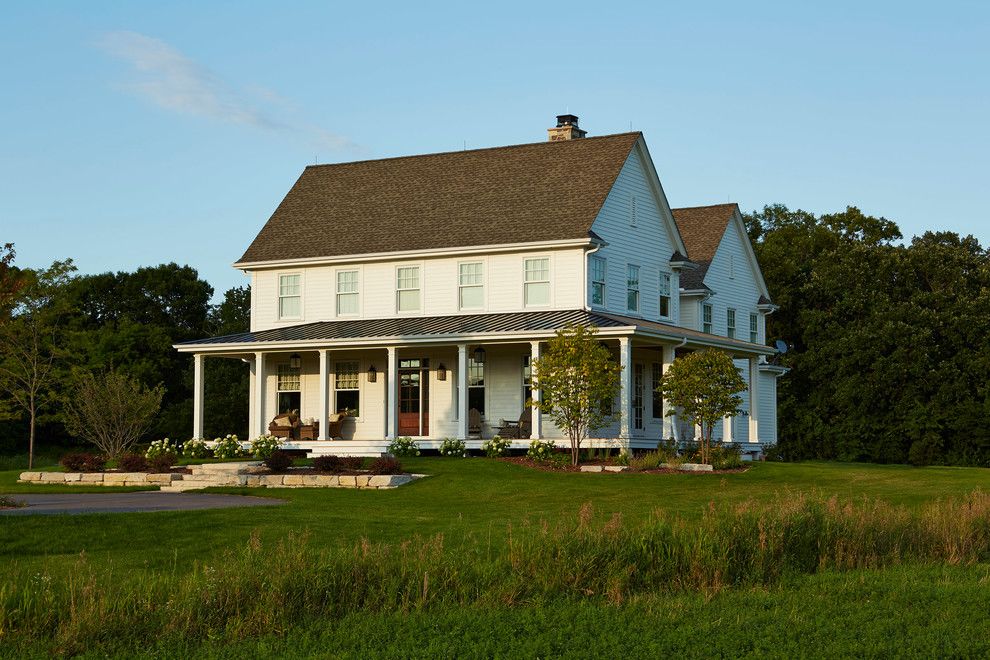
[275,362,303,415]
[277,271,303,322]
[750,312,759,343]
[626,263,640,314]
[457,260,485,312]
[658,270,672,320]
[727,307,737,339]
[702,302,713,334]
[333,359,362,420]
[590,256,606,309]
[334,267,361,318]
[395,263,424,314]
[523,255,552,308]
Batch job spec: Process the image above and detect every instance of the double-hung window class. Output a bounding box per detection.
[524,258,550,307]
[659,271,671,319]
[336,270,358,316]
[590,256,606,307]
[626,265,640,313]
[727,308,736,339]
[468,356,485,415]
[334,361,360,416]
[750,313,759,343]
[651,363,663,419]
[278,274,301,319]
[276,364,301,414]
[458,262,483,310]
[702,303,713,334]
[396,266,421,312]
[522,355,533,404]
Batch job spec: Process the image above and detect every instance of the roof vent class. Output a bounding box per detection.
[548,114,587,141]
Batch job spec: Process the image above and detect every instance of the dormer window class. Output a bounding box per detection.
[590,256,606,307]
[278,273,301,320]
[659,271,671,319]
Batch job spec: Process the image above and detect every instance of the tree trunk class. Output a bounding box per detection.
[28,397,35,469]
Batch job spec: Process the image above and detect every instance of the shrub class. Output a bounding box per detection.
[656,437,679,461]
[312,455,363,473]
[147,453,177,473]
[387,436,420,457]
[251,435,282,460]
[481,436,511,458]
[60,452,99,472]
[213,435,245,460]
[527,439,556,462]
[181,438,209,459]
[369,456,403,474]
[117,453,148,472]
[145,438,178,460]
[629,451,664,471]
[264,450,293,472]
[438,437,467,457]
[82,454,107,472]
[709,444,743,470]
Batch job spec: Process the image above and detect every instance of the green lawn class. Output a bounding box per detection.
[1,459,988,657]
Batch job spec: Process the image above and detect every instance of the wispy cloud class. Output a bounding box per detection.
[98,31,358,152]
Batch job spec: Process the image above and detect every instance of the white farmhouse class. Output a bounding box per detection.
[176,115,783,456]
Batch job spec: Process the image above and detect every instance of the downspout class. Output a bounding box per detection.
[582,243,603,311]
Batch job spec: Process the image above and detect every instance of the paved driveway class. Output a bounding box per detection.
[0,492,285,515]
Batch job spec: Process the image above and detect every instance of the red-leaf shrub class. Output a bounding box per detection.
[60,453,90,472]
[82,454,107,472]
[313,455,365,473]
[118,453,148,472]
[264,450,293,472]
[369,456,402,475]
[148,453,177,473]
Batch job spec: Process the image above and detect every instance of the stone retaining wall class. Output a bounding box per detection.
[17,471,183,487]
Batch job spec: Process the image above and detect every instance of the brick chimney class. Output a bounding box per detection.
[547,114,587,141]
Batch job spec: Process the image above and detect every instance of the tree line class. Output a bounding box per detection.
[3,202,990,467]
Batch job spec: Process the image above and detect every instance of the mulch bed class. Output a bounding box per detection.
[498,456,748,475]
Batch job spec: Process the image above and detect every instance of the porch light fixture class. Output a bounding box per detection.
[473,346,486,364]
[367,365,377,383]
[289,353,302,369]
[437,363,447,381]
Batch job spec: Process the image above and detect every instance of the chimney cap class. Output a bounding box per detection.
[556,114,580,127]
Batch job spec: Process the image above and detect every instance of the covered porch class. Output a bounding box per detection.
[176,310,775,454]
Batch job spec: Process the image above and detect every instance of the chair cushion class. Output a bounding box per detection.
[328,413,342,423]
[275,416,291,428]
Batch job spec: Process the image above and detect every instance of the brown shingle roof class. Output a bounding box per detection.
[238,133,642,264]
[671,203,738,290]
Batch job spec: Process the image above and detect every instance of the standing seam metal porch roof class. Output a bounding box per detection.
[176,309,772,353]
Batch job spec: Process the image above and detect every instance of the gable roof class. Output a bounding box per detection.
[237,133,643,265]
[670,203,737,290]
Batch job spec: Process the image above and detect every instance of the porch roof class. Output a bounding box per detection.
[175,309,774,356]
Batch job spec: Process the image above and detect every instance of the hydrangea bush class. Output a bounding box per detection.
[212,434,246,460]
[481,435,511,458]
[387,436,420,457]
[181,438,209,459]
[251,434,282,460]
[526,439,556,462]
[438,437,467,457]
[145,438,178,460]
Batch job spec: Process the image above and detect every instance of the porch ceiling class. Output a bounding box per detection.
[174,309,774,356]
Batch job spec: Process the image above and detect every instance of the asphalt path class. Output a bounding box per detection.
[0,492,285,515]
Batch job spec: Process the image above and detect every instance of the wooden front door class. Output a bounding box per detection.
[398,359,429,436]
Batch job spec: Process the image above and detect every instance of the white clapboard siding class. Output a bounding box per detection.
[694,217,765,342]
[588,146,680,325]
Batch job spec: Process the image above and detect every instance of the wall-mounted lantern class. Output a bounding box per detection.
[473,346,486,364]
[367,365,377,383]
[437,363,447,381]
[289,353,302,369]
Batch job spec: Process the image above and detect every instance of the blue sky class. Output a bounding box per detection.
[3,1,988,297]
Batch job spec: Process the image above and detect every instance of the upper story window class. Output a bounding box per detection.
[750,313,759,343]
[727,308,736,339]
[702,303,713,334]
[396,266,421,312]
[278,273,301,320]
[524,258,550,307]
[458,262,484,310]
[336,270,358,316]
[590,256,606,307]
[626,265,640,313]
[659,271,671,319]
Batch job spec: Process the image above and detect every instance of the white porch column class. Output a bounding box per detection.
[254,351,266,438]
[457,344,468,439]
[748,357,760,443]
[386,346,398,440]
[529,340,542,440]
[318,349,330,441]
[192,354,204,440]
[723,414,734,443]
[661,345,676,441]
[618,336,632,442]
